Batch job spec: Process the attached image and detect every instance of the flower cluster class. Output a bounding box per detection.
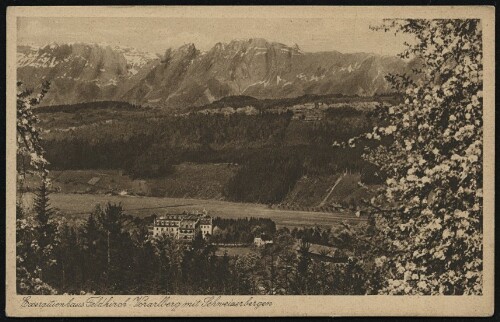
[17,81,51,182]
[363,19,483,295]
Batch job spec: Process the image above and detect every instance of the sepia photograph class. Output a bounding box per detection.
[5,5,495,317]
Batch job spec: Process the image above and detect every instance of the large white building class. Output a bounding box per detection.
[199,216,213,238]
[152,212,213,240]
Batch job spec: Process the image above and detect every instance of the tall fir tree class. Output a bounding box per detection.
[33,179,55,245]
[32,179,58,284]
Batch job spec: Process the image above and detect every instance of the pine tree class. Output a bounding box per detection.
[33,180,55,244]
[296,238,310,294]
[97,203,125,291]
[81,211,103,289]
[33,179,58,284]
[57,225,80,293]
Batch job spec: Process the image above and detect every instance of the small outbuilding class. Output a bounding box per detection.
[254,235,273,247]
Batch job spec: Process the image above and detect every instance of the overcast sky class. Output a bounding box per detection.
[17,17,411,56]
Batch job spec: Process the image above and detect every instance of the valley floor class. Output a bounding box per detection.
[21,192,365,229]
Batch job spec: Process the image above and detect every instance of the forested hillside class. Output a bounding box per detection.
[33,95,388,205]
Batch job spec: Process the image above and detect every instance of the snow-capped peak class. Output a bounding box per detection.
[17,41,160,76]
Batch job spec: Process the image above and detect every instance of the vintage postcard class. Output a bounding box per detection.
[5,6,495,317]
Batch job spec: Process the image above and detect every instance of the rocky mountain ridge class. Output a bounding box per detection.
[17,39,408,110]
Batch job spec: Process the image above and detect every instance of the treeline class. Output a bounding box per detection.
[290,226,333,246]
[224,153,304,204]
[211,217,276,244]
[42,112,296,178]
[17,194,234,295]
[42,110,372,172]
[17,186,383,295]
[36,101,145,113]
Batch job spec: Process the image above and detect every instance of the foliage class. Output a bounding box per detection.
[347,19,484,295]
[17,81,51,181]
[17,199,375,295]
[36,101,144,114]
[225,153,304,204]
[16,81,59,294]
[211,217,276,244]
[17,182,58,294]
[291,226,332,246]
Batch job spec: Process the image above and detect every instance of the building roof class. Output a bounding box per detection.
[158,214,183,221]
[180,221,198,228]
[200,217,212,225]
[155,220,179,227]
[184,214,200,221]
[294,242,344,259]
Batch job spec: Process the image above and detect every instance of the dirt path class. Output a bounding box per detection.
[318,173,346,207]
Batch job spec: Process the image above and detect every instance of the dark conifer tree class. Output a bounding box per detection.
[97,203,125,291]
[81,211,105,289]
[297,238,311,294]
[33,179,56,247]
[33,179,58,283]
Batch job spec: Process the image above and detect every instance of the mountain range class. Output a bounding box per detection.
[17,38,408,110]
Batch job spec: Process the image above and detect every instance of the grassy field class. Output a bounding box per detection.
[281,172,374,208]
[21,192,365,229]
[282,173,342,207]
[23,164,238,199]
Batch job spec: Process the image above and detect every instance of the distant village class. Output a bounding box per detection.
[195,101,385,121]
